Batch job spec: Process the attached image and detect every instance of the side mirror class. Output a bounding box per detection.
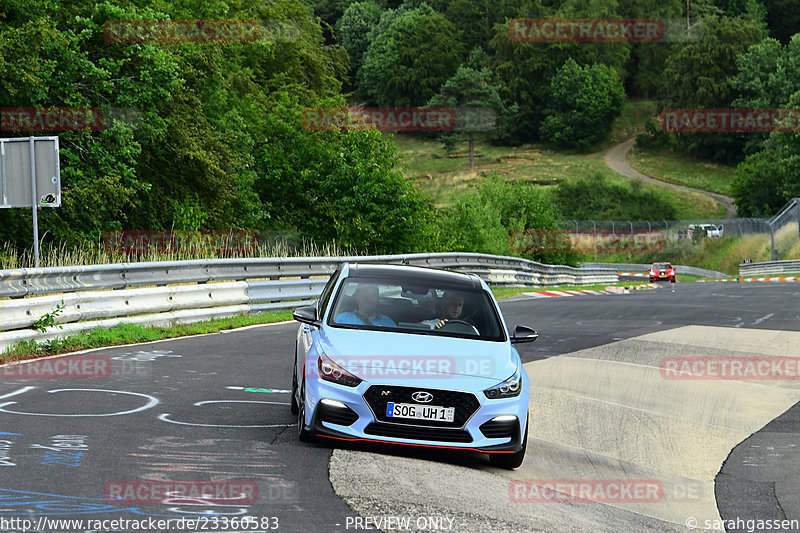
[511,325,538,344]
[293,305,321,327]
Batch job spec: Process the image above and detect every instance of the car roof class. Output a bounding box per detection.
[343,263,482,289]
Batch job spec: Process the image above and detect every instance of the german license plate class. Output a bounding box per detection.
[386,402,455,422]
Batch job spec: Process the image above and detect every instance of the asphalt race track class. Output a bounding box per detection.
[0,281,798,533]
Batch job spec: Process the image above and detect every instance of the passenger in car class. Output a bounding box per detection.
[420,290,464,329]
[336,283,396,327]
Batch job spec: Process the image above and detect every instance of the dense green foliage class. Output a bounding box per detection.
[554,176,678,220]
[0,0,435,253]
[730,35,800,216]
[438,173,577,265]
[2,0,800,260]
[659,15,766,162]
[540,59,626,149]
[358,5,463,106]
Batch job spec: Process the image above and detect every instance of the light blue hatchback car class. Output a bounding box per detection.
[291,263,538,468]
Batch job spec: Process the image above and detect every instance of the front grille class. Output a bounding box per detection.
[479,419,517,438]
[363,385,480,427]
[364,422,473,443]
[318,403,358,426]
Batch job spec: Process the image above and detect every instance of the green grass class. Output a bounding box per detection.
[676,274,715,282]
[0,310,293,360]
[395,134,724,219]
[627,146,737,196]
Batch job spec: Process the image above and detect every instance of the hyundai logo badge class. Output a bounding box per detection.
[411,391,433,403]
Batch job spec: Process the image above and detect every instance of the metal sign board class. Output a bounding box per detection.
[0,136,61,208]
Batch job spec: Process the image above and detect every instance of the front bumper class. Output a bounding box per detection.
[305,380,528,453]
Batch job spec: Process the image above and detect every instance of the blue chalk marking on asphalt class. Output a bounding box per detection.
[0,431,20,435]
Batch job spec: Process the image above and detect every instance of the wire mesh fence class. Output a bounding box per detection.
[555,217,771,241]
[556,199,800,260]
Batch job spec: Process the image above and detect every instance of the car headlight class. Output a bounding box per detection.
[483,368,522,399]
[318,353,362,387]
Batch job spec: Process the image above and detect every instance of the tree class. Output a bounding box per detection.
[731,150,787,216]
[2,0,418,255]
[358,5,463,106]
[337,1,383,81]
[730,35,800,215]
[445,0,493,52]
[616,0,683,97]
[426,65,514,169]
[764,0,800,43]
[438,173,577,264]
[255,90,438,253]
[489,0,631,143]
[539,59,626,149]
[728,37,790,154]
[659,15,766,162]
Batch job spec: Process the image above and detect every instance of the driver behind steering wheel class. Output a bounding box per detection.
[420,290,464,330]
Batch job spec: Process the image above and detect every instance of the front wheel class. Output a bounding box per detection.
[297,378,312,442]
[290,349,299,415]
[489,417,528,469]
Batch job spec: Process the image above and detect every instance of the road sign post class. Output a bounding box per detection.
[0,136,61,267]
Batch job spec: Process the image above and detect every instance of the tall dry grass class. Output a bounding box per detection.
[0,237,359,269]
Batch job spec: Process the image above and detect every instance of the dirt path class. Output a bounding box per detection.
[603,138,737,218]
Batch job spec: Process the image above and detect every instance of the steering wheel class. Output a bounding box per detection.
[438,319,480,335]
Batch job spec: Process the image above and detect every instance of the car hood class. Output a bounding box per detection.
[318,327,518,389]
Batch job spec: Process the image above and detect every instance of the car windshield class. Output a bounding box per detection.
[327,277,506,341]
[653,263,671,269]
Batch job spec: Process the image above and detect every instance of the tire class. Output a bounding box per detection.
[297,378,312,442]
[290,348,299,415]
[489,417,528,469]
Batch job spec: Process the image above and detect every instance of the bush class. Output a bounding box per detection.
[438,173,581,265]
[539,59,626,149]
[634,119,675,150]
[554,175,678,220]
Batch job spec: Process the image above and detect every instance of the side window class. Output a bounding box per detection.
[317,267,342,317]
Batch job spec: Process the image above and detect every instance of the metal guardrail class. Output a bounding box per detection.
[0,253,614,298]
[580,262,730,278]
[739,260,800,277]
[0,253,618,352]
